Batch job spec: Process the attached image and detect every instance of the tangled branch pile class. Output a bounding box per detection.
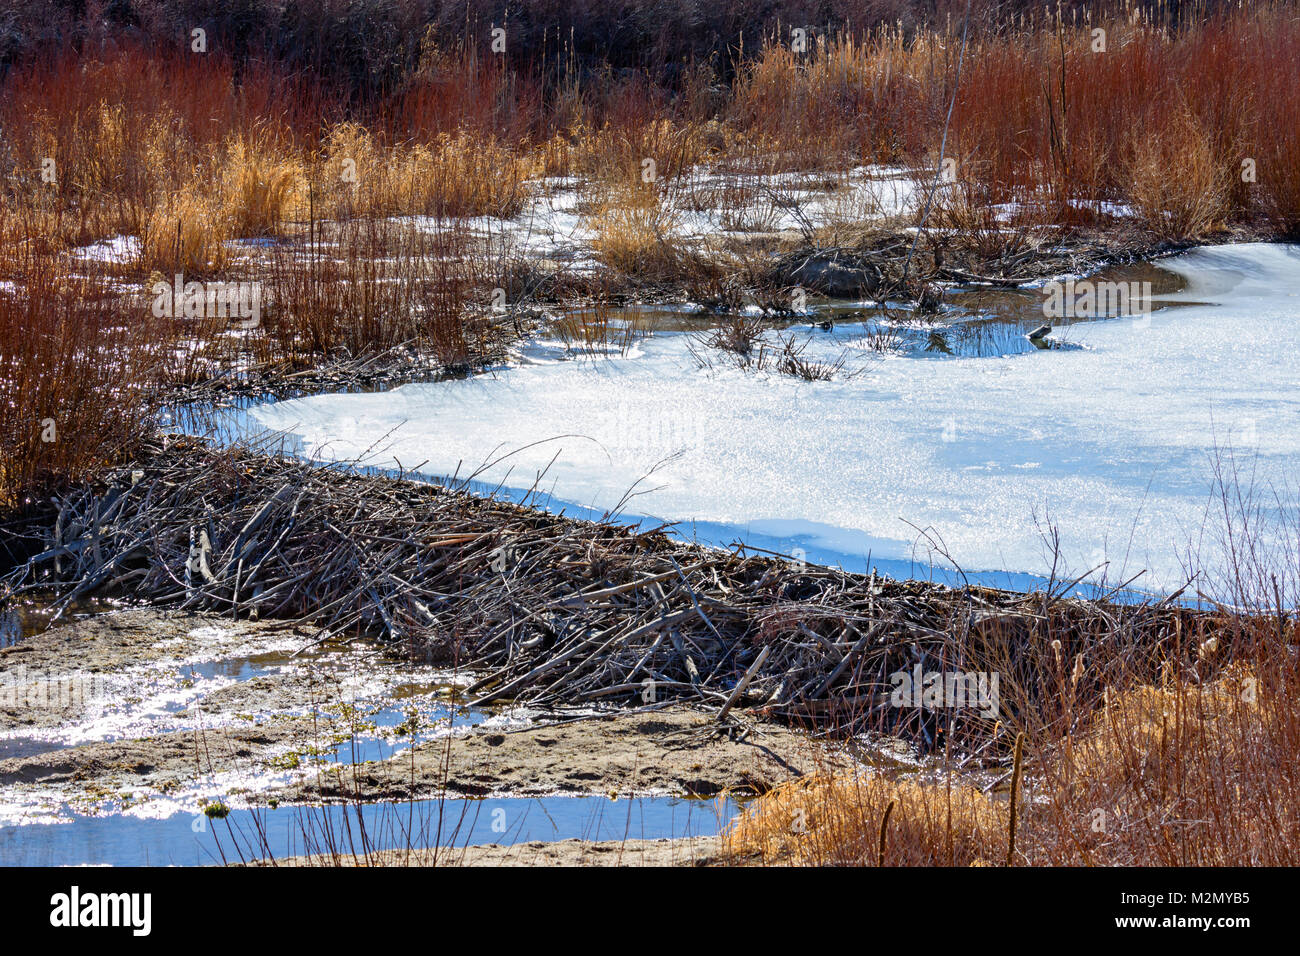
[2,439,1237,741]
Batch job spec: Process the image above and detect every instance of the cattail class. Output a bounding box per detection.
[1006,731,1026,867]
[878,799,895,867]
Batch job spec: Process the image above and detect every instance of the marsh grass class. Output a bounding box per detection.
[2,6,1297,285]
[689,318,863,382]
[585,179,688,277]
[140,188,233,277]
[222,135,306,239]
[4,5,1294,272]
[1124,106,1232,240]
[248,215,488,370]
[3,2,1299,502]
[552,295,645,357]
[729,647,1298,867]
[321,123,528,221]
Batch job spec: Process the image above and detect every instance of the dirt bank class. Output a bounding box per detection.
[1,607,846,826]
[0,723,303,789]
[274,704,851,803]
[256,835,729,867]
[0,607,322,733]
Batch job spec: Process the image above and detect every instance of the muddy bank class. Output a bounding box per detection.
[274,704,850,803]
[0,607,472,818]
[257,835,728,867]
[1,695,841,811]
[0,608,323,733]
[0,724,302,789]
[0,606,842,836]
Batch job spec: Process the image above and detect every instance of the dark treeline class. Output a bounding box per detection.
[0,0,1256,95]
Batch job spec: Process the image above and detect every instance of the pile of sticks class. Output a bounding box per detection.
[3,438,1229,738]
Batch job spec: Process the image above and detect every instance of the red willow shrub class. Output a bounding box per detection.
[0,254,170,510]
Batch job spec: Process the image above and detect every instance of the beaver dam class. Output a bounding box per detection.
[2,436,1247,743]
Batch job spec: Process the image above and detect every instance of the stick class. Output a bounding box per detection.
[717,644,771,723]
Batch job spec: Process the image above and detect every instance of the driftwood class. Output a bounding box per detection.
[2,437,1235,742]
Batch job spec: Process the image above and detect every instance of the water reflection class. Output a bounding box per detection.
[0,793,739,866]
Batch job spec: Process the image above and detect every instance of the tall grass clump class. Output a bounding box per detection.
[585,179,688,277]
[220,134,306,238]
[1123,105,1231,240]
[140,187,233,276]
[726,647,1300,867]
[322,123,527,220]
[728,29,928,173]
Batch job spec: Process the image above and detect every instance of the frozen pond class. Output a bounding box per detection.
[243,243,1299,597]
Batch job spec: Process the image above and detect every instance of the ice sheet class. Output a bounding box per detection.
[249,243,1300,596]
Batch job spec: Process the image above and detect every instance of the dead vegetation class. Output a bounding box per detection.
[0,256,170,512]
[4,4,1288,512]
[726,655,1300,866]
[688,321,864,382]
[722,454,1300,867]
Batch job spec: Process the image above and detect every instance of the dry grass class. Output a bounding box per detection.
[727,772,1008,866]
[571,117,717,184]
[727,654,1300,866]
[725,454,1300,867]
[585,180,687,276]
[0,47,320,249]
[1124,106,1231,240]
[322,123,528,220]
[3,7,1297,280]
[270,218,485,368]
[0,256,168,508]
[221,135,306,238]
[140,186,232,276]
[728,32,921,173]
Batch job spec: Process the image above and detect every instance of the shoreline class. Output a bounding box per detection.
[0,608,851,864]
[0,606,858,804]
